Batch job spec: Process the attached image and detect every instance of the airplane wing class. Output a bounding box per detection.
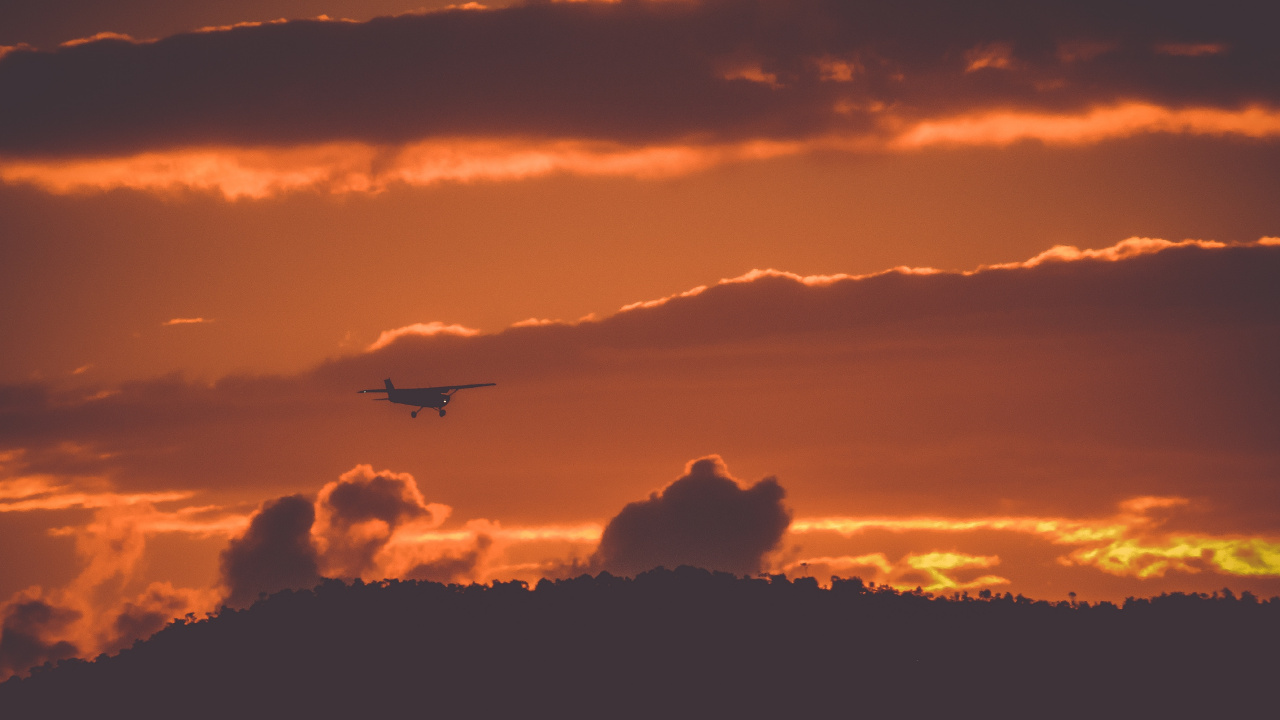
[356,388,389,393]
[422,383,497,392]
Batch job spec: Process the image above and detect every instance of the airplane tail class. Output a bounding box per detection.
[357,379,396,394]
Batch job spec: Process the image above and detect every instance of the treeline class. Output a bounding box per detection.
[3,568,1277,718]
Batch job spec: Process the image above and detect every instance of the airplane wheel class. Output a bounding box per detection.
[411,411,418,418]
[439,409,447,417]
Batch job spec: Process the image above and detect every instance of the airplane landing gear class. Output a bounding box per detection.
[438,409,447,417]
[410,411,417,418]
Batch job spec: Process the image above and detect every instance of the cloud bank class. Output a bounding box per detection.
[1,1,1277,195]
[0,237,1276,636]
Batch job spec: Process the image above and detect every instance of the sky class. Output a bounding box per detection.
[1,0,1278,677]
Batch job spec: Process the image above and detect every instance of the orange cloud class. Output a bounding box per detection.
[0,138,801,199]
[892,102,1280,149]
[965,43,1017,72]
[0,479,192,513]
[161,317,212,326]
[7,102,1276,199]
[0,496,234,678]
[367,322,481,351]
[982,237,1228,270]
[59,32,138,48]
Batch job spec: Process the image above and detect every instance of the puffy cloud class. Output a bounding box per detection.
[592,456,791,577]
[0,598,80,678]
[312,464,449,579]
[100,582,216,655]
[0,581,219,681]
[404,534,493,584]
[0,0,1276,167]
[218,495,322,608]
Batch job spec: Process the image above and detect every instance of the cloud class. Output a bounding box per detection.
[312,465,449,579]
[0,598,80,678]
[789,496,1280,583]
[218,495,322,609]
[0,580,220,681]
[891,103,1280,150]
[385,519,602,585]
[2,237,1276,504]
[405,534,493,584]
[592,456,792,577]
[99,582,215,655]
[781,551,1011,593]
[0,236,1276,603]
[161,317,212,326]
[0,137,802,198]
[368,322,480,352]
[1,0,1278,196]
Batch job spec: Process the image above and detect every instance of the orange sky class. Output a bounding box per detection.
[1,0,1278,678]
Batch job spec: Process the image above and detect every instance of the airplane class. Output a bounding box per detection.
[358,379,496,418]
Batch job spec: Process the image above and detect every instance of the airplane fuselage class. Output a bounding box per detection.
[358,379,496,418]
[386,388,452,410]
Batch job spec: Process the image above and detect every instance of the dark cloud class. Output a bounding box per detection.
[320,470,430,528]
[592,456,791,577]
[314,466,438,578]
[101,585,197,655]
[0,599,80,678]
[1,0,1276,156]
[405,534,492,584]
[218,494,322,609]
[0,241,1277,530]
[0,0,487,49]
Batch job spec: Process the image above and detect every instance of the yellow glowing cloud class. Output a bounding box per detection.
[1065,537,1280,579]
[905,552,1009,592]
[782,551,1010,593]
[790,495,1280,581]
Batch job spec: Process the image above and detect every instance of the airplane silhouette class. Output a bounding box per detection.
[358,379,496,418]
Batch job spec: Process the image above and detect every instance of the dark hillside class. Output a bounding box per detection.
[2,568,1276,719]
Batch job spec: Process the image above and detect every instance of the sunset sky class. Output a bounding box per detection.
[2,0,1278,677]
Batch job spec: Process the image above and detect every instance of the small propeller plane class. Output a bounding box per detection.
[358,379,496,418]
